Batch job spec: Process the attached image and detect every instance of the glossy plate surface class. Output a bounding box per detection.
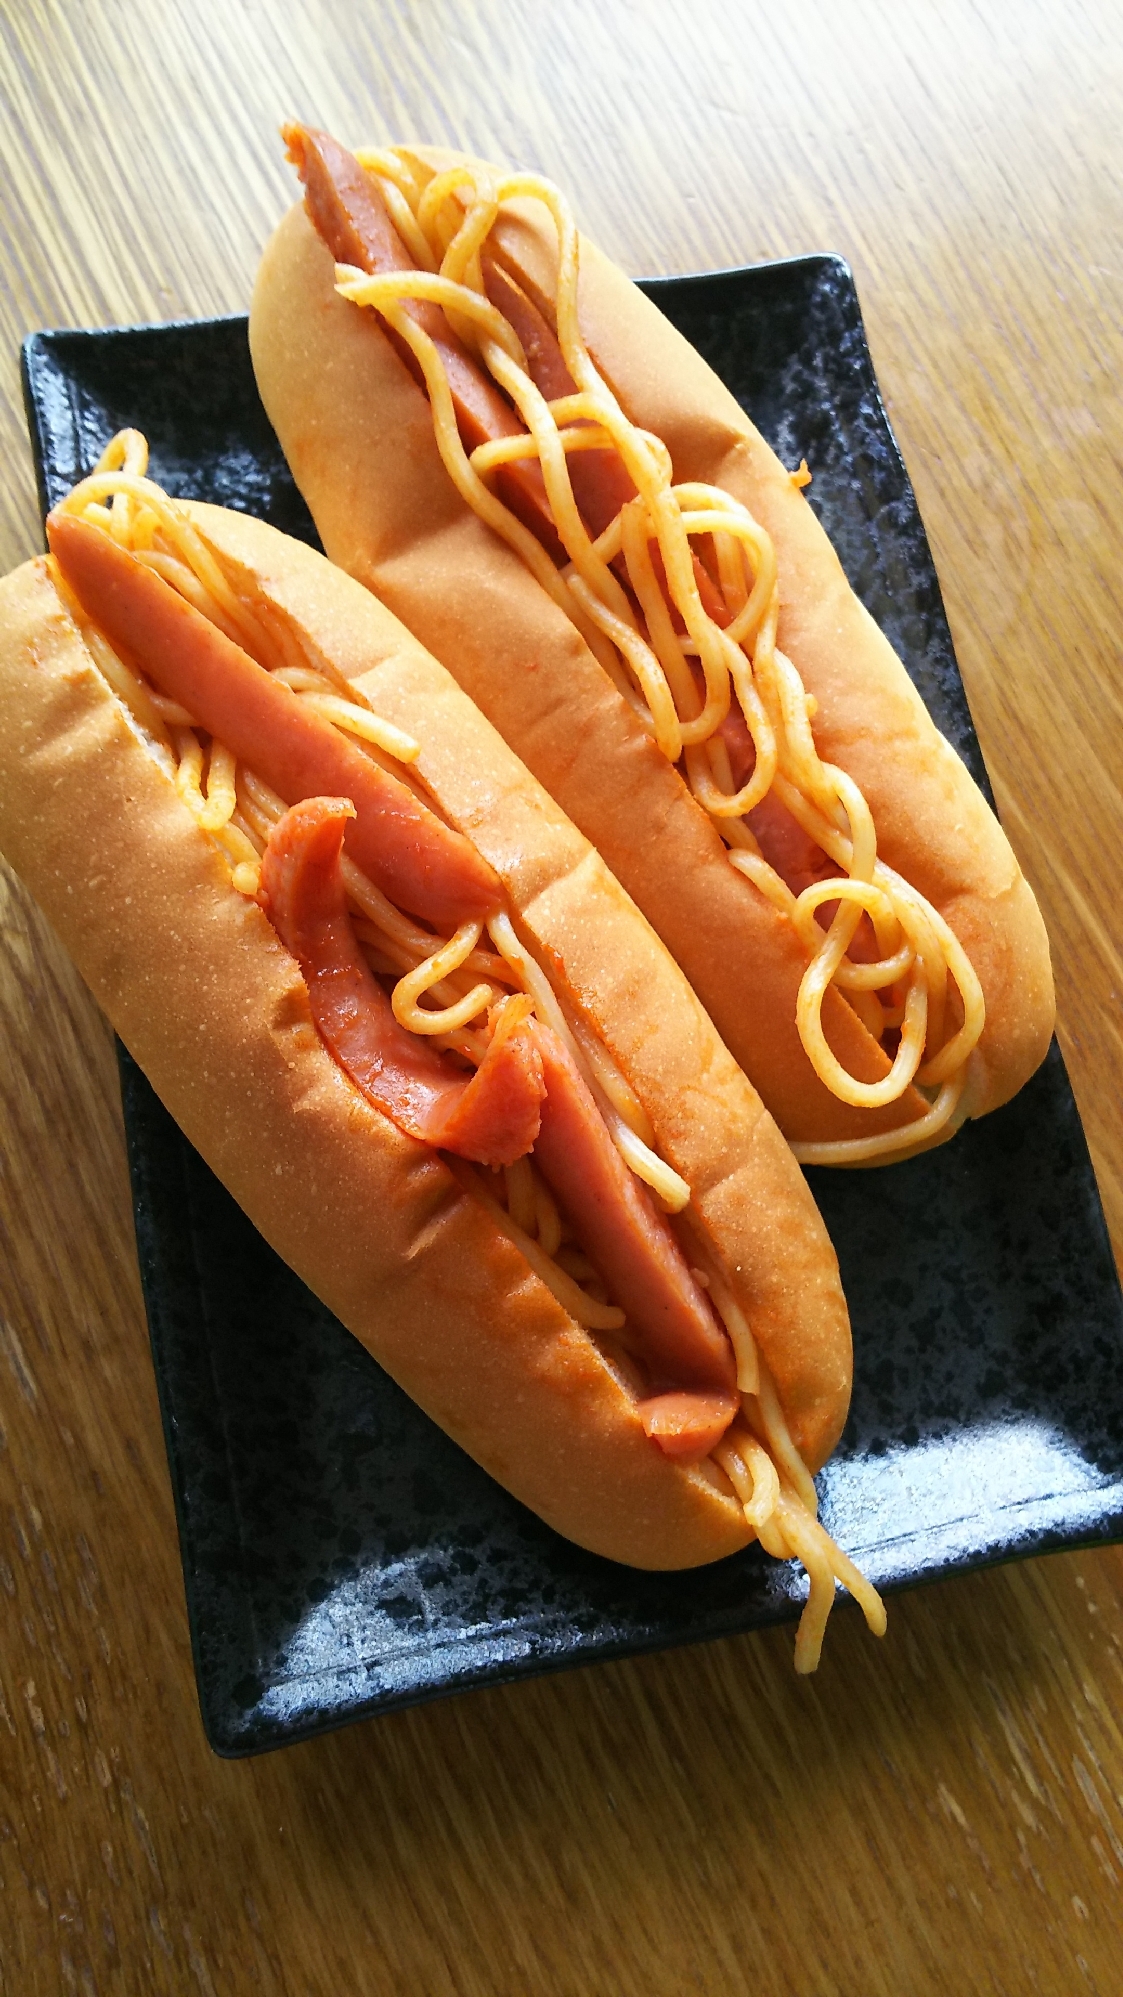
[21,258,1123,1756]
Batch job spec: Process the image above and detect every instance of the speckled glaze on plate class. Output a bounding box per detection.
[20,258,1123,1758]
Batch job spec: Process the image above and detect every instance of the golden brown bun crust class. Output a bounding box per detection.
[0,536,847,1562]
[250,173,1053,1134]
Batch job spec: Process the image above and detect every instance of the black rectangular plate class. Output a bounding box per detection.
[21,257,1123,1757]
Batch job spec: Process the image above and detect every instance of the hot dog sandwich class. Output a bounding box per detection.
[0,433,884,1668]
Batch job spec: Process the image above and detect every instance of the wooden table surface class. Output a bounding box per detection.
[2,2,1122,1991]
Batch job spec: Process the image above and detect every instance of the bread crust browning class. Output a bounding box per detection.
[250,166,1053,1136]
[0,538,850,1564]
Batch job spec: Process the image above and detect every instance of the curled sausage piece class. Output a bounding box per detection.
[261,794,735,1421]
[639,1392,741,1465]
[47,511,499,931]
[263,798,737,1434]
[259,795,545,1166]
[263,796,738,1413]
[263,792,737,1419]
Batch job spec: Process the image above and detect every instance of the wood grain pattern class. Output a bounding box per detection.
[1,2,1122,1991]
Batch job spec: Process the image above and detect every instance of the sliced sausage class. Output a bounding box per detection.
[48,512,500,929]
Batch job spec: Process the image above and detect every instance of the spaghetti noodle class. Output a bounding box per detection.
[339,151,986,1166]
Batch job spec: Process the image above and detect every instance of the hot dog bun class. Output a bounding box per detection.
[249,151,1054,1149]
[0,510,851,1568]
